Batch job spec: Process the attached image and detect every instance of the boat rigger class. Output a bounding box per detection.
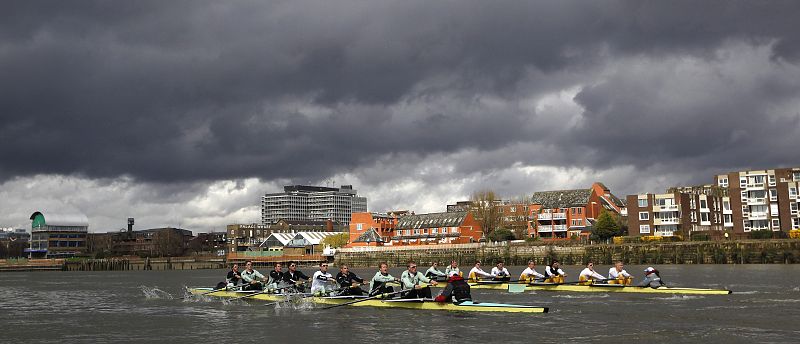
[187,288,549,313]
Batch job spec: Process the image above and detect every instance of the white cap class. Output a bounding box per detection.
[644,267,655,273]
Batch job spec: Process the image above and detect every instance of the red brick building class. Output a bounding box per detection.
[528,182,625,239]
[347,211,483,247]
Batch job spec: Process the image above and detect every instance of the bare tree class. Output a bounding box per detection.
[470,190,503,237]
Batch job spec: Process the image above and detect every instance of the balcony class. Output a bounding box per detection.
[654,218,680,225]
[747,198,767,205]
[552,213,567,220]
[538,213,552,220]
[746,182,765,190]
[553,225,568,231]
[538,225,553,233]
[749,212,768,220]
[653,204,679,212]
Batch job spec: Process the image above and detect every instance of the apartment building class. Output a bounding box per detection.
[347,212,400,247]
[626,191,726,238]
[528,182,625,239]
[261,185,368,225]
[380,211,483,246]
[715,167,800,233]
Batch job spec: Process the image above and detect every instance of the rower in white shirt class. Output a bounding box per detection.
[468,261,494,281]
[607,261,633,285]
[311,262,335,295]
[519,260,545,282]
[578,261,606,285]
[490,261,511,281]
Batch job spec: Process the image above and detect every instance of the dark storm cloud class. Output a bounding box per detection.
[1,0,799,185]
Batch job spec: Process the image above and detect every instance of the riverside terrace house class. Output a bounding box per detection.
[26,211,89,258]
[528,182,626,239]
[714,167,800,233]
[348,211,483,247]
[226,220,345,252]
[626,187,727,238]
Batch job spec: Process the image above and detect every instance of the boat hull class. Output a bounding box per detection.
[188,288,548,313]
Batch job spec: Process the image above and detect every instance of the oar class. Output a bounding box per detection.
[321,288,412,310]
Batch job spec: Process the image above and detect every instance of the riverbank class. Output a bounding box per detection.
[0,257,227,272]
[335,239,800,267]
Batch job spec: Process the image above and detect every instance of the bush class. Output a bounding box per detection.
[690,233,710,241]
[488,228,515,242]
[749,230,783,239]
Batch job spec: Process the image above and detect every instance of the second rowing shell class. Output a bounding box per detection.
[422,282,732,295]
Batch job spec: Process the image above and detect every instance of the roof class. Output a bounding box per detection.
[29,211,89,227]
[262,233,295,246]
[530,189,592,209]
[396,211,466,229]
[295,232,339,245]
[353,229,383,243]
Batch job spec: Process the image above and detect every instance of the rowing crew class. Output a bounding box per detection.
[218,260,472,303]
[460,259,665,287]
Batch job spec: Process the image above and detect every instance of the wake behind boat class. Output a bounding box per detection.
[187,287,549,313]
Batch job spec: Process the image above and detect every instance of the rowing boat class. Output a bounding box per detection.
[451,281,732,295]
[187,288,549,313]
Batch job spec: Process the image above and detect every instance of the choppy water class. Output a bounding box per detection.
[1,264,798,343]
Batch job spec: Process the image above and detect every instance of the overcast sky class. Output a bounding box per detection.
[2,1,799,232]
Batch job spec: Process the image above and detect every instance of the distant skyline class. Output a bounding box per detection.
[2,1,799,232]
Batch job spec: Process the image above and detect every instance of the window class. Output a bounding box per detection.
[723,200,731,211]
[718,177,728,187]
[356,223,363,231]
[690,198,696,209]
[431,228,437,234]
[577,208,582,214]
[638,199,648,207]
[701,213,709,222]
[794,218,800,229]
[740,177,747,188]
[510,207,516,213]
[571,208,577,215]
[790,187,797,198]
[724,214,733,224]
[691,212,697,223]
[769,175,776,186]
[794,172,800,181]
[791,202,798,212]
[639,225,650,234]
[440,227,447,234]
[770,189,778,201]
[700,199,708,209]
[772,219,780,228]
[639,212,649,221]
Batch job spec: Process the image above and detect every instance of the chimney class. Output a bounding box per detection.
[127,218,134,232]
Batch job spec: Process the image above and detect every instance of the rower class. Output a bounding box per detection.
[543,260,566,283]
[519,260,545,283]
[283,262,311,292]
[241,260,267,291]
[425,262,447,282]
[490,261,511,281]
[578,261,606,285]
[638,267,665,288]
[400,261,438,299]
[335,265,365,296]
[434,271,472,304]
[217,264,242,290]
[311,262,335,295]
[445,260,461,277]
[369,262,400,296]
[608,261,633,285]
[468,261,494,282]
[267,263,284,291]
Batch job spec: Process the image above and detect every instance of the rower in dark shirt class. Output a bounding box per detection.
[335,265,365,296]
[283,262,310,292]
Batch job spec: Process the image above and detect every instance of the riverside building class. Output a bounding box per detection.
[715,167,800,233]
[528,182,626,239]
[261,185,367,225]
[26,211,89,258]
[626,190,726,238]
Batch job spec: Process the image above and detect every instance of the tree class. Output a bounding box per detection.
[321,233,349,248]
[591,209,620,242]
[487,228,515,242]
[471,190,503,237]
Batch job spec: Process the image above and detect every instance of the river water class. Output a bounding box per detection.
[1,264,798,343]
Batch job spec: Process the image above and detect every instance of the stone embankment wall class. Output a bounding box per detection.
[62,257,227,271]
[335,240,800,267]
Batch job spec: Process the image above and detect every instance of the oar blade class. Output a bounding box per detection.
[508,284,527,293]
